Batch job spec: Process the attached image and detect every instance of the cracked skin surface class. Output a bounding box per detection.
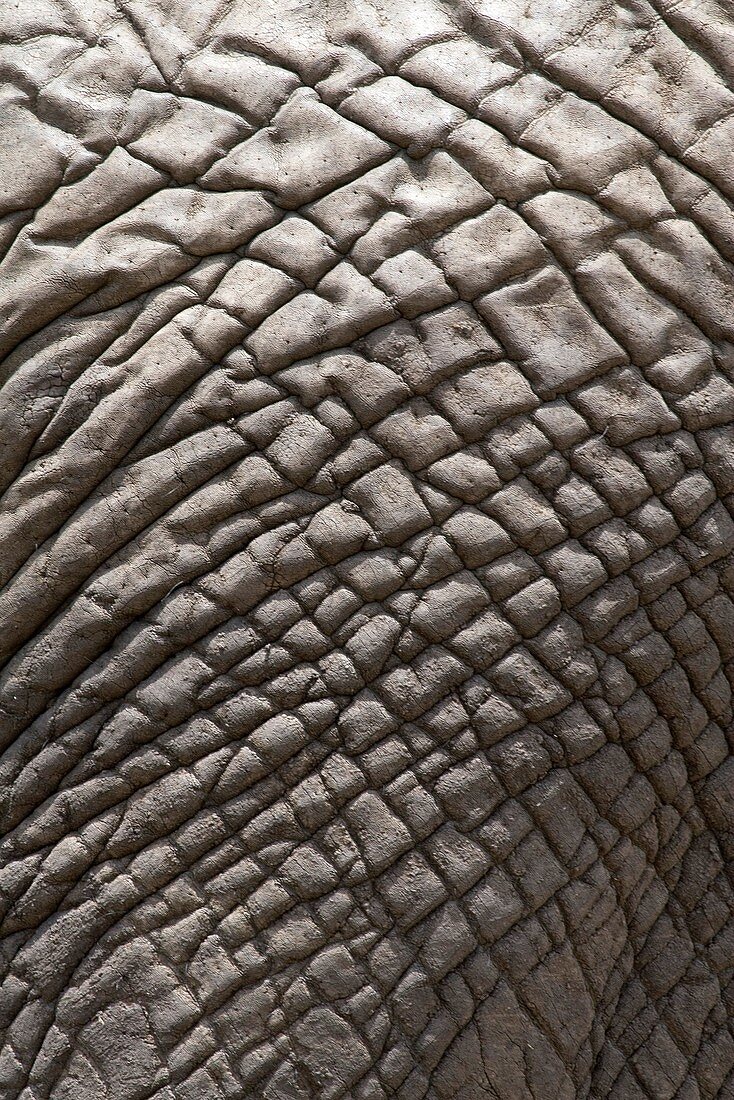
[0,0,733,1097]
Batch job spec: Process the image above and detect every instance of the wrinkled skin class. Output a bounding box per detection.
[1,2,733,1098]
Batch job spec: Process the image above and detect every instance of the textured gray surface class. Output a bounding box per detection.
[1,2,734,1097]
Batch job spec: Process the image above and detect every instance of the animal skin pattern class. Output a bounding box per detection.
[0,1,733,1098]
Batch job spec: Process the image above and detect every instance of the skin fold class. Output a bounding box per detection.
[0,2,733,1097]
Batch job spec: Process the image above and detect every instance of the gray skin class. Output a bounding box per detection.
[0,2,733,1097]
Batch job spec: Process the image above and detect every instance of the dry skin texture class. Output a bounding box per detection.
[1,1,734,1098]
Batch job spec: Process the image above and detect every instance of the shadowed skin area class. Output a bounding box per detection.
[0,1,733,1097]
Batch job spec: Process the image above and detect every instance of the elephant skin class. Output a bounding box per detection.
[0,2,733,1098]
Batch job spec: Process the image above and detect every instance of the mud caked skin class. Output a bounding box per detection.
[1,2,733,1098]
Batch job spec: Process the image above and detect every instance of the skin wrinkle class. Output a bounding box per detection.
[4,301,517,739]
[1,2,734,1099]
